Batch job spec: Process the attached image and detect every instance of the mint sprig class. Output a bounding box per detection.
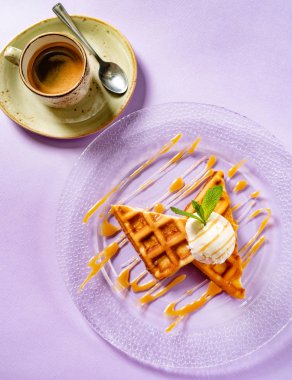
[170,207,206,224]
[171,185,223,226]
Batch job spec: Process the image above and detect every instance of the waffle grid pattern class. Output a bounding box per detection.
[113,205,192,279]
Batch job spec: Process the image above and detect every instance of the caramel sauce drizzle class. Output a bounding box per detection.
[242,236,266,269]
[168,149,187,164]
[170,279,209,303]
[117,259,158,293]
[83,134,183,223]
[236,200,256,224]
[232,191,260,213]
[121,255,138,268]
[145,154,215,212]
[139,274,186,304]
[80,242,120,290]
[183,155,216,180]
[232,203,242,212]
[165,316,184,332]
[151,157,209,206]
[121,154,208,215]
[169,177,184,193]
[165,281,221,318]
[250,191,260,198]
[171,169,214,204]
[188,137,202,154]
[116,149,187,204]
[206,155,217,169]
[239,208,271,255]
[106,137,202,214]
[233,180,248,193]
[165,233,267,332]
[117,258,140,289]
[165,281,222,332]
[131,272,157,293]
[228,159,246,178]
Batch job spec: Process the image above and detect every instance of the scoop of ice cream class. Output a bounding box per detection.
[186,211,236,264]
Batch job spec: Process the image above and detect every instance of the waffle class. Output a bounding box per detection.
[185,171,245,299]
[112,170,245,299]
[111,205,191,280]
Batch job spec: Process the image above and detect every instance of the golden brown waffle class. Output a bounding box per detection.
[185,170,245,299]
[112,170,245,299]
[111,205,191,280]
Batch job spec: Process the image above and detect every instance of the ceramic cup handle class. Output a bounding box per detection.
[4,46,22,65]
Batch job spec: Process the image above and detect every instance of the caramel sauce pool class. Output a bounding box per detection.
[233,180,248,193]
[153,203,165,213]
[169,177,184,193]
[101,219,119,237]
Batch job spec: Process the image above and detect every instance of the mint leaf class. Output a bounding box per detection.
[201,185,223,221]
[171,185,223,227]
[170,207,205,224]
[192,200,206,224]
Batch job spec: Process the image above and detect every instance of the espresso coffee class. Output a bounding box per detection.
[27,42,84,95]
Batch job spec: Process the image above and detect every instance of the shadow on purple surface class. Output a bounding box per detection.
[121,55,148,117]
[8,55,148,149]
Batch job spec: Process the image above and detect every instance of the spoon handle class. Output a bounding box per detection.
[52,3,103,64]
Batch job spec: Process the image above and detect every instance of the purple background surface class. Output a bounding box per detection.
[0,1,292,379]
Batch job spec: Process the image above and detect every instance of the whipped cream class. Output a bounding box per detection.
[186,212,236,264]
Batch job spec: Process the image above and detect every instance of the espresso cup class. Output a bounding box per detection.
[4,33,91,108]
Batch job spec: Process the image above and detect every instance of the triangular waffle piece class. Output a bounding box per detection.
[111,205,191,280]
[185,170,245,299]
[112,170,245,299]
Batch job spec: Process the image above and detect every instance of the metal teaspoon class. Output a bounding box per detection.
[53,3,128,95]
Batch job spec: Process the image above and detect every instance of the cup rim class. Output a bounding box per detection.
[19,32,88,98]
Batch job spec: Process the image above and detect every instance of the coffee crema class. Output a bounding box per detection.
[27,42,84,95]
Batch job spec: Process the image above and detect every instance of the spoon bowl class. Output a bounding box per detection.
[99,62,128,94]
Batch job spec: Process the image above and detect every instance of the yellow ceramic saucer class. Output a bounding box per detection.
[0,16,137,139]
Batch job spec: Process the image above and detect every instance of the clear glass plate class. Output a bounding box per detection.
[56,103,292,374]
